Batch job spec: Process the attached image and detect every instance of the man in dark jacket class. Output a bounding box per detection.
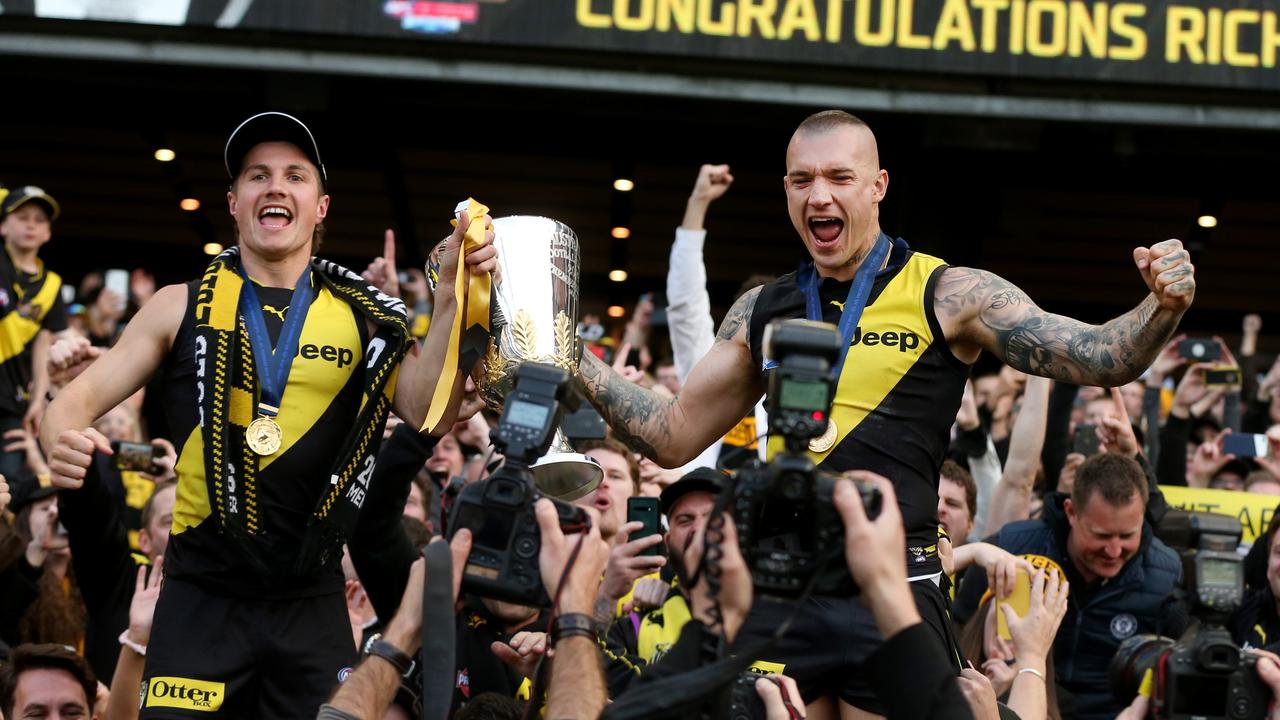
[954,453,1187,720]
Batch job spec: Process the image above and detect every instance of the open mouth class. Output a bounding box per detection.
[808,216,844,245]
[258,205,294,229]
[594,495,612,514]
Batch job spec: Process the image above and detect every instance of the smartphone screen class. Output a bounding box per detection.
[1223,433,1268,458]
[104,269,129,310]
[627,496,662,556]
[997,569,1033,641]
[111,440,160,474]
[1072,424,1101,457]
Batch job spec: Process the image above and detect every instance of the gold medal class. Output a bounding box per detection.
[246,416,283,456]
[809,419,838,453]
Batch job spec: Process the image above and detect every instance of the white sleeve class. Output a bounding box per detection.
[666,227,715,384]
[967,435,1002,541]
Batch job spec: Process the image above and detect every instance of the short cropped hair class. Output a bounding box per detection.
[940,460,977,522]
[579,438,641,495]
[140,480,176,530]
[0,643,97,719]
[1072,453,1148,509]
[795,109,869,137]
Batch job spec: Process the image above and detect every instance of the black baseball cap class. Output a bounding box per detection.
[659,466,724,517]
[2,185,60,221]
[224,112,327,188]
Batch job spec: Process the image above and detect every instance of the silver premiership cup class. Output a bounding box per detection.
[480,216,602,501]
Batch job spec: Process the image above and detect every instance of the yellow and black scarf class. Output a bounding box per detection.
[193,247,409,575]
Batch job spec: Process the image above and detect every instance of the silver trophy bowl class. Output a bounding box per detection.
[479,216,602,501]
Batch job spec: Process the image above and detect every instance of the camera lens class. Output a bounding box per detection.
[1109,634,1174,703]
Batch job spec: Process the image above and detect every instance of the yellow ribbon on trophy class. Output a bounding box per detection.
[420,197,493,432]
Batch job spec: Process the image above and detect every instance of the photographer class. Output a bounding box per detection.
[608,472,984,720]
[954,454,1186,720]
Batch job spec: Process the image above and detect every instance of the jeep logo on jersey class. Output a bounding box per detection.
[145,677,224,711]
[849,326,920,352]
[298,343,355,368]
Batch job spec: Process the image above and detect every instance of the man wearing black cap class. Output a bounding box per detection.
[42,111,496,718]
[0,186,67,499]
[601,467,721,696]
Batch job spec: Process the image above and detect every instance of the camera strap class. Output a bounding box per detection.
[799,233,891,380]
[421,541,455,720]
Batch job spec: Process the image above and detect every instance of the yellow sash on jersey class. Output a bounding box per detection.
[767,252,946,463]
[0,261,62,364]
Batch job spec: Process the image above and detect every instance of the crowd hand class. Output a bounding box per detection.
[0,473,8,512]
[385,531,472,654]
[401,268,429,305]
[144,438,178,482]
[1187,431,1238,487]
[1057,452,1085,493]
[1260,356,1280,403]
[637,458,682,497]
[754,675,805,720]
[938,535,954,577]
[999,569,1069,671]
[360,229,401,298]
[22,394,45,439]
[956,380,980,432]
[48,335,102,388]
[492,631,549,680]
[4,428,50,477]
[1146,335,1188,388]
[1115,693,1150,720]
[25,494,66,568]
[1254,427,1280,481]
[958,667,1001,720]
[127,555,164,646]
[599,521,667,611]
[1247,649,1280,720]
[691,164,734,205]
[130,268,157,307]
[967,542,1033,600]
[1213,336,1242,389]
[535,499,610,614]
[95,288,127,323]
[1133,238,1195,313]
[48,427,112,489]
[1172,363,1215,416]
[981,656,1016,698]
[611,342,646,385]
[622,576,671,614]
[1098,387,1140,457]
[1242,314,1262,357]
[684,511,751,643]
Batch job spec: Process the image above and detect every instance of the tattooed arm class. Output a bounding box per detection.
[937,239,1195,386]
[578,287,765,467]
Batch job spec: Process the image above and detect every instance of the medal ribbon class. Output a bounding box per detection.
[799,233,891,382]
[238,265,315,418]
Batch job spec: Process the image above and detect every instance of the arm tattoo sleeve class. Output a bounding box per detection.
[936,268,1179,386]
[577,288,758,461]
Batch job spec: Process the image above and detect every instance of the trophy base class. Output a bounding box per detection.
[532,453,603,502]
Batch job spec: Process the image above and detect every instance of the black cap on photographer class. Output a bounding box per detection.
[660,467,724,517]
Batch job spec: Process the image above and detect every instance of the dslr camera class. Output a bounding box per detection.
[731,319,882,599]
[1109,511,1269,719]
[447,362,589,608]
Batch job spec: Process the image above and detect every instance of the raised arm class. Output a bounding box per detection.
[578,287,764,467]
[936,239,1194,386]
[42,284,185,487]
[985,375,1051,532]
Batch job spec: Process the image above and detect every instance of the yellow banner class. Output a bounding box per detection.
[1159,485,1280,544]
